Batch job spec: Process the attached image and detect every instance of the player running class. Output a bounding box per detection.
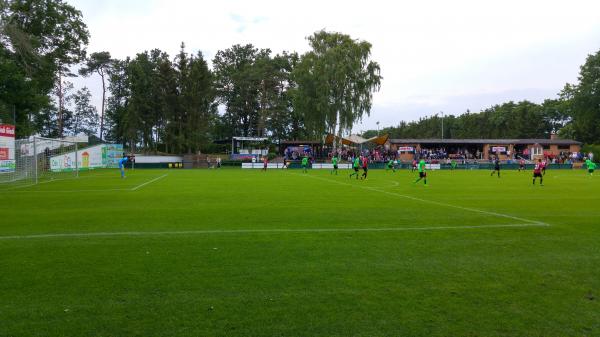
[386,159,396,172]
[414,159,427,185]
[533,159,543,185]
[586,158,596,176]
[411,159,418,172]
[349,156,360,179]
[301,155,309,173]
[490,157,501,178]
[262,156,268,171]
[330,155,339,175]
[360,156,369,180]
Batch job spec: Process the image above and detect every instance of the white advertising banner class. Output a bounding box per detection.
[0,124,15,173]
[50,144,122,171]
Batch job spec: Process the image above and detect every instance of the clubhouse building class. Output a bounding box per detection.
[388,135,582,161]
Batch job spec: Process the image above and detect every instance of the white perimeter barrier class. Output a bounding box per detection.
[242,163,284,169]
[135,155,183,163]
[242,163,352,169]
[312,163,352,169]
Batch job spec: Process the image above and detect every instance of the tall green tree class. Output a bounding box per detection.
[561,51,600,143]
[255,51,299,142]
[213,44,264,137]
[79,51,113,140]
[105,45,217,153]
[34,81,73,138]
[71,87,98,137]
[177,48,217,153]
[127,51,155,150]
[293,30,382,145]
[0,0,89,137]
[104,58,131,144]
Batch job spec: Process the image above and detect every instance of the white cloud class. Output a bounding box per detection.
[70,0,600,131]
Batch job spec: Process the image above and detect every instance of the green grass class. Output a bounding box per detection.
[1,168,599,336]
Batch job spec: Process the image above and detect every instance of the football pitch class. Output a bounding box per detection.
[1,168,599,336]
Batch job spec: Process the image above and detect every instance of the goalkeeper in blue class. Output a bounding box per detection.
[119,155,133,178]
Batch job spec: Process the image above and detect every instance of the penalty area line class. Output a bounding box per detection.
[130,174,169,191]
[0,223,550,240]
[297,173,550,227]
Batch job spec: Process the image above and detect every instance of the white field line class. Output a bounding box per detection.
[130,174,169,191]
[298,173,550,226]
[3,177,73,191]
[2,174,119,192]
[4,188,132,193]
[0,223,549,240]
[3,182,37,190]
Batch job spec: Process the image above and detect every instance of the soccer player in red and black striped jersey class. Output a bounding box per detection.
[262,156,268,171]
[533,159,543,186]
[541,159,547,176]
[360,156,369,180]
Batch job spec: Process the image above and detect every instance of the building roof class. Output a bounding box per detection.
[389,138,582,145]
[324,134,389,146]
[281,140,321,145]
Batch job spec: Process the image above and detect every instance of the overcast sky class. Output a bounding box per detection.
[70,0,600,132]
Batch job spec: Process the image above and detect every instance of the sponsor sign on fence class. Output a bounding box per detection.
[0,124,15,173]
[242,163,353,169]
[50,144,123,172]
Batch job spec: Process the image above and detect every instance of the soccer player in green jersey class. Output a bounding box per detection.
[586,159,596,176]
[349,156,360,179]
[451,159,457,170]
[301,156,309,173]
[331,156,339,175]
[386,159,396,172]
[414,159,427,185]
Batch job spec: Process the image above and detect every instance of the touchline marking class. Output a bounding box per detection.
[130,174,169,191]
[4,177,72,191]
[0,223,549,240]
[4,188,132,193]
[298,173,550,226]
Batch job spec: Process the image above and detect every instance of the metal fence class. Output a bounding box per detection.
[0,137,79,187]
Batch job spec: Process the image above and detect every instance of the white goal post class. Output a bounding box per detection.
[0,136,79,187]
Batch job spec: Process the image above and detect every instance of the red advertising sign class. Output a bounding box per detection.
[0,124,15,138]
[0,148,8,160]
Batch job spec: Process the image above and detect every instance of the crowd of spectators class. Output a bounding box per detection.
[319,147,595,164]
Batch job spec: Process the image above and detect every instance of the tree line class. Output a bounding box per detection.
[2,0,599,154]
[363,99,570,140]
[1,0,381,153]
[364,53,600,144]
